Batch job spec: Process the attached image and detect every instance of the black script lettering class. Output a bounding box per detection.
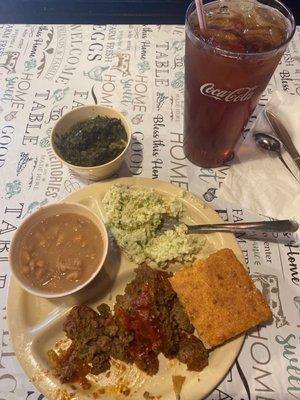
[101,74,116,105]
[155,43,169,87]
[170,161,187,180]
[214,389,233,400]
[142,26,153,39]
[216,209,229,222]
[264,241,272,264]
[0,330,15,368]
[88,25,105,62]
[0,374,17,393]
[0,125,14,167]
[251,342,271,365]
[169,131,188,188]
[253,367,274,393]
[11,73,33,110]
[0,221,17,235]
[72,90,89,108]
[56,26,83,84]
[248,326,268,341]
[133,75,148,112]
[152,158,163,179]
[232,209,244,222]
[284,242,299,286]
[129,132,143,176]
[44,25,67,81]
[0,275,7,289]
[45,148,63,198]
[279,69,292,92]
[0,240,9,254]
[140,40,150,60]
[170,144,185,161]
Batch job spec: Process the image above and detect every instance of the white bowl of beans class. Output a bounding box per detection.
[9,202,108,298]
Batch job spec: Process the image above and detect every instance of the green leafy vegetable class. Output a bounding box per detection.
[55,116,127,167]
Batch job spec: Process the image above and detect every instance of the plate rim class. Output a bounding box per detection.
[7,177,245,400]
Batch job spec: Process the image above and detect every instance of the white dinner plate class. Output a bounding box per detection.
[7,177,244,400]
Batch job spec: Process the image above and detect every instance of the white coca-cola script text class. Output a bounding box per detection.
[200,83,258,102]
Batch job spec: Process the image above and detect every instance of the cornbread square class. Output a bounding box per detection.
[169,248,272,349]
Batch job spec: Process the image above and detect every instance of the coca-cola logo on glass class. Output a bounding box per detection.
[200,83,258,102]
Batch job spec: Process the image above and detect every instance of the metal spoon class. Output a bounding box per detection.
[254,132,299,182]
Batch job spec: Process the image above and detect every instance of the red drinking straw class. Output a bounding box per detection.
[195,0,207,33]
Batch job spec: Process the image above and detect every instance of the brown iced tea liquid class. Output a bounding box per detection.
[184,0,291,167]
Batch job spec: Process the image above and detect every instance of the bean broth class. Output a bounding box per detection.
[19,213,103,292]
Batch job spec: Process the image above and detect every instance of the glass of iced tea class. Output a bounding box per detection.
[184,0,295,168]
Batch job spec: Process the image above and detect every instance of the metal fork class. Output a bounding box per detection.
[160,219,299,234]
